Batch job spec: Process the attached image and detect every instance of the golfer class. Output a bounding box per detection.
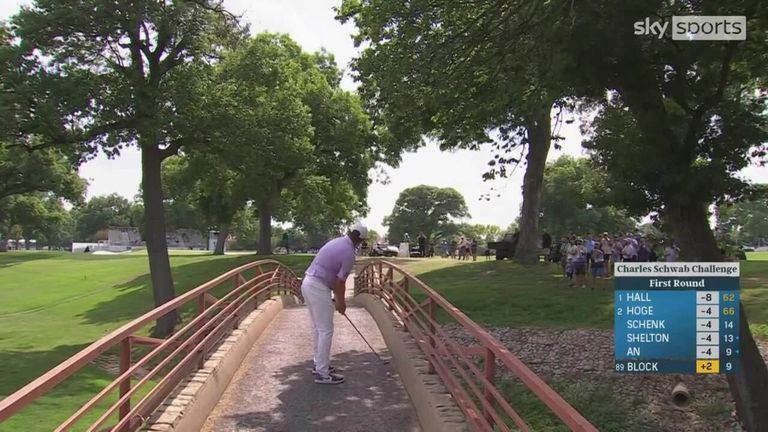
[301,223,368,384]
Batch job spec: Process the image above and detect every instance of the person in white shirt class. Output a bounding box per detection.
[664,241,679,262]
[568,238,588,288]
[621,241,637,262]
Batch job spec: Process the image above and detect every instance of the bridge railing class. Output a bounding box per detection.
[0,259,301,431]
[355,259,598,432]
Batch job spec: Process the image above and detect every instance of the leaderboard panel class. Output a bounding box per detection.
[614,263,740,374]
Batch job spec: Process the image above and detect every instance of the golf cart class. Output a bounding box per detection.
[487,232,519,260]
[369,243,399,257]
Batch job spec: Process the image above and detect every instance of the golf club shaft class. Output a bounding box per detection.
[343,313,383,361]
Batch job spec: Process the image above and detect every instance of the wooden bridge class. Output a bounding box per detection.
[0,259,598,431]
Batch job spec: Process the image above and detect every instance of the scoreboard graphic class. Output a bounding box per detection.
[614,263,740,374]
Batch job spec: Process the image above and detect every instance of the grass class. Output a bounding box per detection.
[495,378,658,432]
[1,251,765,430]
[395,257,766,431]
[399,257,768,335]
[0,250,312,432]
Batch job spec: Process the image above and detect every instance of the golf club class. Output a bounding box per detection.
[343,312,390,364]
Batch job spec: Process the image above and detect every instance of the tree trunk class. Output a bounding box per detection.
[141,145,177,338]
[664,199,721,261]
[258,199,273,255]
[666,197,768,430]
[514,105,552,264]
[213,223,228,255]
[727,305,768,432]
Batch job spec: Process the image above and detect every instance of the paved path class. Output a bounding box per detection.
[202,278,421,432]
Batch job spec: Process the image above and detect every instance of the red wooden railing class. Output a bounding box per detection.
[0,259,301,431]
[355,259,598,432]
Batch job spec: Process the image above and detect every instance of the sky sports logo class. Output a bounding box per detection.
[634,16,746,40]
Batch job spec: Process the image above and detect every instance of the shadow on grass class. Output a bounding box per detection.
[0,251,59,268]
[76,255,313,326]
[209,351,419,432]
[0,343,141,432]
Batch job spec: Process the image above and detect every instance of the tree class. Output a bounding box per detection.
[10,1,245,335]
[383,185,470,243]
[337,0,583,264]
[73,194,135,242]
[718,185,768,245]
[561,0,768,427]
[0,193,74,249]
[183,33,376,255]
[539,156,637,237]
[161,154,241,255]
[0,144,86,202]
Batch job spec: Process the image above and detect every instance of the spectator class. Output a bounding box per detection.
[569,238,588,288]
[622,240,637,262]
[418,232,427,258]
[612,235,623,264]
[591,246,605,281]
[471,238,478,261]
[542,231,552,250]
[585,235,595,271]
[601,233,613,276]
[441,239,449,258]
[560,236,571,277]
[649,242,658,262]
[664,241,679,262]
[637,239,650,262]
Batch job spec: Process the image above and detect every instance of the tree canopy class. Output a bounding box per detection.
[8,0,247,335]
[383,185,469,243]
[539,156,637,237]
[718,184,768,245]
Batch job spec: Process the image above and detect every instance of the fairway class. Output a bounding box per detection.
[1,252,766,431]
[398,254,768,335]
[0,251,313,431]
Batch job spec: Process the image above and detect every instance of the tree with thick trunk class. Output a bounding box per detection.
[213,224,229,256]
[514,106,553,264]
[339,2,576,260]
[11,1,243,336]
[142,145,177,334]
[258,199,273,255]
[568,0,768,426]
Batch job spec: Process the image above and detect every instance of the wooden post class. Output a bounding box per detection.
[483,347,496,425]
[401,278,410,328]
[118,337,132,425]
[197,294,207,369]
[428,299,436,374]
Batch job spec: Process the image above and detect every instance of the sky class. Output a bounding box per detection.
[2,1,766,235]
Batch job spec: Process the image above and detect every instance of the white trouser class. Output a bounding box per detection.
[301,276,334,376]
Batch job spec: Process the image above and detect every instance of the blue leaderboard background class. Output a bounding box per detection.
[614,263,740,374]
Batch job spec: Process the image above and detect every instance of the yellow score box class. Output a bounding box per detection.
[696,360,720,374]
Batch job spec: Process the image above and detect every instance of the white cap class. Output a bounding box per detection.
[350,222,368,238]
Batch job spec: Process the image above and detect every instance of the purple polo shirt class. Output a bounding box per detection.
[304,235,356,288]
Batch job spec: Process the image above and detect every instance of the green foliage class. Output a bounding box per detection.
[0,144,86,202]
[540,156,638,236]
[718,184,768,245]
[169,32,376,249]
[440,223,502,245]
[0,193,74,248]
[383,185,470,243]
[336,0,572,164]
[568,0,768,257]
[0,251,314,431]
[73,194,136,242]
